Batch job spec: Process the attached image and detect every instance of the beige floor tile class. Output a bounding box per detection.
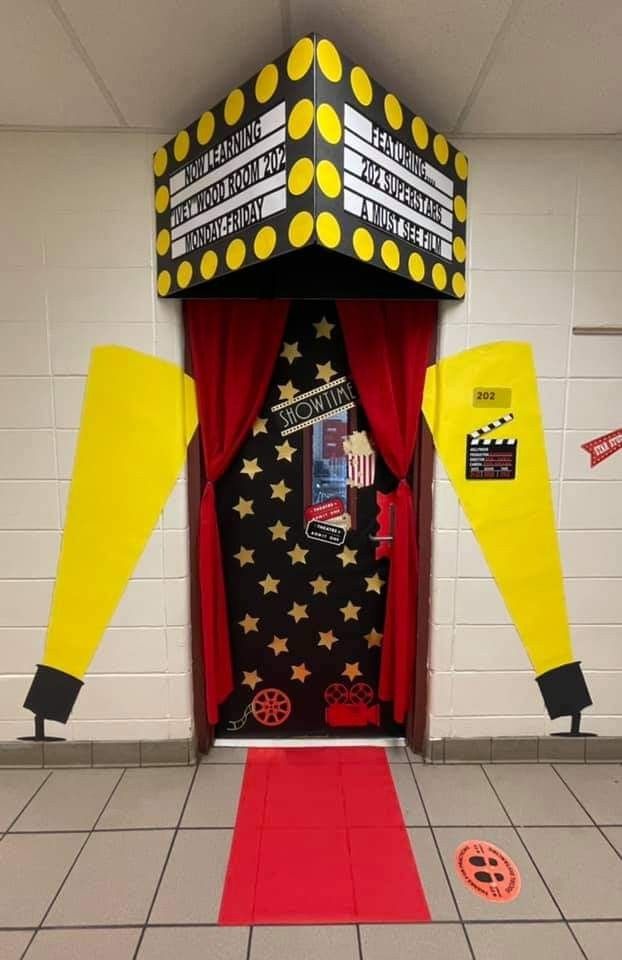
[520,827,622,919]
[251,925,359,960]
[45,830,172,925]
[0,931,33,958]
[138,926,248,959]
[0,833,85,926]
[414,766,510,825]
[181,765,244,827]
[571,921,622,959]
[385,747,409,763]
[466,922,584,959]
[202,747,248,763]
[484,765,591,825]
[24,928,140,959]
[360,923,471,959]
[408,828,459,920]
[434,826,560,921]
[390,764,427,825]
[602,826,622,856]
[96,767,194,829]
[555,764,622,825]
[150,829,232,923]
[11,770,121,831]
[0,770,48,831]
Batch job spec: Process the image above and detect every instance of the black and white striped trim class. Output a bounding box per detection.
[469,413,514,441]
[469,437,517,447]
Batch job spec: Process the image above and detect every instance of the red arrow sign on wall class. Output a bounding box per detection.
[581,428,622,468]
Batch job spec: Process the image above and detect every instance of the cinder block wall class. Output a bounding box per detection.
[0,132,620,741]
[430,139,622,739]
[0,132,193,741]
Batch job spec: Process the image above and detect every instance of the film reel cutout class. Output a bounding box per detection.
[324,683,349,705]
[251,687,292,727]
[350,682,374,705]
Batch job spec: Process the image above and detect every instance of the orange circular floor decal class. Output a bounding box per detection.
[455,840,521,903]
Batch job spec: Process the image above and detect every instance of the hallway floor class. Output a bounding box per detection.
[0,747,621,959]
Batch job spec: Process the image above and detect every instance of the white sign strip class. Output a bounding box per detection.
[344,154,452,237]
[171,187,286,259]
[344,104,454,200]
[170,102,286,198]
[171,170,286,242]
[344,190,452,260]
[171,141,286,234]
[344,127,452,213]
[171,127,286,212]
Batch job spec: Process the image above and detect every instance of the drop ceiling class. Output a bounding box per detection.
[1,0,620,135]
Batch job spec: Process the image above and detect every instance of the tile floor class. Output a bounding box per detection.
[0,748,621,958]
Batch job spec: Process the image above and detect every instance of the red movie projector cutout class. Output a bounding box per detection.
[218,747,431,924]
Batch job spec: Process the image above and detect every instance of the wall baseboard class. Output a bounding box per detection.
[424,736,622,763]
[0,738,196,767]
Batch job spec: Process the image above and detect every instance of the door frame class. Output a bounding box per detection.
[184,309,438,755]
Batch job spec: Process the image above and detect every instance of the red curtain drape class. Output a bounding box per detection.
[185,300,289,724]
[338,301,436,723]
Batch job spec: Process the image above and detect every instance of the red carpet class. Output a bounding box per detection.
[218,747,431,924]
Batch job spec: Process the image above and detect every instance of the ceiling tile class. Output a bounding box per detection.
[0,0,120,126]
[60,0,285,129]
[289,0,513,131]
[462,0,622,134]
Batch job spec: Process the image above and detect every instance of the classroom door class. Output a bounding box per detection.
[216,301,404,737]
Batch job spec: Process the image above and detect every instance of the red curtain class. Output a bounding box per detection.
[185,300,289,724]
[339,301,436,723]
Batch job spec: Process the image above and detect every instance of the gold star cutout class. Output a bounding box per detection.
[291,662,312,683]
[270,480,292,502]
[252,417,268,437]
[288,601,308,623]
[242,669,262,690]
[241,458,262,479]
[315,361,337,383]
[268,519,290,541]
[340,601,361,622]
[342,661,363,681]
[365,572,386,594]
[365,628,383,648]
[287,543,309,565]
[313,316,334,339]
[337,545,358,568]
[275,439,297,462]
[268,635,289,656]
[310,574,331,595]
[239,613,259,634]
[234,546,255,567]
[259,573,280,595]
[233,497,254,519]
[281,341,302,364]
[318,630,339,650]
[278,380,299,402]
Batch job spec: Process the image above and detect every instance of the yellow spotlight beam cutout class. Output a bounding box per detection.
[24,347,198,727]
[422,342,591,725]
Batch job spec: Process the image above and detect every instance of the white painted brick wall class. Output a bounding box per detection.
[0,131,192,741]
[430,138,622,739]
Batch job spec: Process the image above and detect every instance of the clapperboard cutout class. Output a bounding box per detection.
[466,413,517,480]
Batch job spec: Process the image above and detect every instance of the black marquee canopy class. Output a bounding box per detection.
[153,34,468,300]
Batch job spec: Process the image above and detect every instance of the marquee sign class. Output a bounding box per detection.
[153,34,468,299]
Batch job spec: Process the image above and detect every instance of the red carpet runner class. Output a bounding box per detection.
[219,747,431,924]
